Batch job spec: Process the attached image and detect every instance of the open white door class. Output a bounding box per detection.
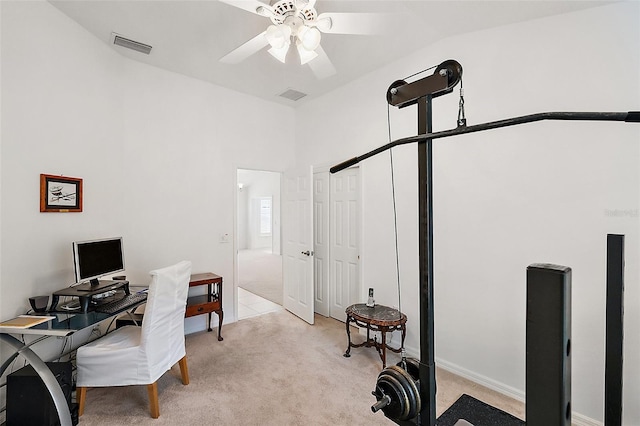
[313,171,330,317]
[283,166,314,324]
[329,166,360,322]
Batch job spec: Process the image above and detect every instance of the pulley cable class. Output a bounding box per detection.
[386,103,406,366]
[403,64,438,81]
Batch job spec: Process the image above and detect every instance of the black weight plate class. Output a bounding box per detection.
[404,357,421,381]
[388,365,421,419]
[378,371,410,420]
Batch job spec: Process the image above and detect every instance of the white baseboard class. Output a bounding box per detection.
[436,358,525,402]
[184,312,230,335]
[571,412,603,426]
[435,358,602,426]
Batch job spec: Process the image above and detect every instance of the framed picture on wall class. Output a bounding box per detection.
[40,174,83,212]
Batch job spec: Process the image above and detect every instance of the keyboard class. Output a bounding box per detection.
[94,292,148,314]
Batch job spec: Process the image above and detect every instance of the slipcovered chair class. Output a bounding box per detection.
[76,260,192,419]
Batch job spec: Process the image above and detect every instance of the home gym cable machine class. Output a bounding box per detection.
[330,59,639,426]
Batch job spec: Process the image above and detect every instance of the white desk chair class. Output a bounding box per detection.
[76,261,192,419]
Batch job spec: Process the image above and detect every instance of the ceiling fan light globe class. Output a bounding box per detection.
[265,24,291,49]
[281,24,292,39]
[268,45,289,63]
[297,24,309,39]
[299,26,321,51]
[296,41,318,65]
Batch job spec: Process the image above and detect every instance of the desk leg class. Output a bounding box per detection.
[216,310,224,341]
[207,284,213,332]
[343,316,352,358]
[0,335,73,426]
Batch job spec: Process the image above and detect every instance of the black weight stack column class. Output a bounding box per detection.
[526,263,571,426]
[605,234,624,426]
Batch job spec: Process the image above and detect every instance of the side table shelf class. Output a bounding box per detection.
[185,272,223,341]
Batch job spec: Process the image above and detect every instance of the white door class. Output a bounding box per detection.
[313,172,330,317]
[283,166,314,324]
[330,167,360,322]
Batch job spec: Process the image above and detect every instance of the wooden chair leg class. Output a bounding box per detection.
[178,355,190,385]
[77,387,87,416]
[147,382,160,419]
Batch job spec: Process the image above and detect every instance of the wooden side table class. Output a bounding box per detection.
[344,303,407,368]
[185,273,223,341]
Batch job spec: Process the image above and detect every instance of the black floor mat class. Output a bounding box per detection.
[436,394,524,426]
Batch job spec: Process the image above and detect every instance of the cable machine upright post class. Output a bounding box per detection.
[389,61,463,426]
[417,94,437,426]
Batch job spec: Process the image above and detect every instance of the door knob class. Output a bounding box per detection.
[301,250,313,256]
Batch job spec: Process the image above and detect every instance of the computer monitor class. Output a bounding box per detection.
[72,237,125,291]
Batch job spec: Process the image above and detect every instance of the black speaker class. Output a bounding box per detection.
[6,362,77,426]
[526,263,572,426]
[29,295,50,313]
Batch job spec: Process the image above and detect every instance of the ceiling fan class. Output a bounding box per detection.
[219,0,387,79]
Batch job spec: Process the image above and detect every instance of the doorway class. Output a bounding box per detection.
[236,169,284,320]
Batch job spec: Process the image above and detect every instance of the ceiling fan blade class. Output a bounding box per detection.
[220,31,269,64]
[218,0,273,17]
[314,13,389,35]
[307,45,336,80]
[298,0,316,9]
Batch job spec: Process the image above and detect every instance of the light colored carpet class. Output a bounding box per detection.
[238,249,283,305]
[75,310,524,425]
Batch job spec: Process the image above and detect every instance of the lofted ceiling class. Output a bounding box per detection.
[49,0,615,107]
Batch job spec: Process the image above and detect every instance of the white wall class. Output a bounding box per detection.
[118,62,293,333]
[0,0,129,392]
[295,3,639,424]
[1,0,125,323]
[0,0,295,339]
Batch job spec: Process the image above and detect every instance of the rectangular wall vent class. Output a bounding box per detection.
[112,33,152,55]
[278,89,307,101]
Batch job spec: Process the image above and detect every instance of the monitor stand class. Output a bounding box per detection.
[75,279,118,292]
[50,280,130,313]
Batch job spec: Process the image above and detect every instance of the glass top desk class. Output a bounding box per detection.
[0,288,147,426]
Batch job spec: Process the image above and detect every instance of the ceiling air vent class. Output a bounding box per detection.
[111,33,152,55]
[278,89,307,102]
